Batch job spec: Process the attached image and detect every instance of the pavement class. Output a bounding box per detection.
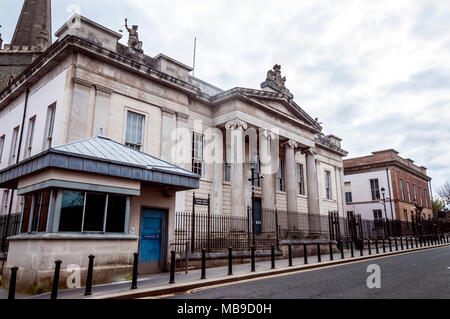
[1,239,448,299]
[166,245,450,299]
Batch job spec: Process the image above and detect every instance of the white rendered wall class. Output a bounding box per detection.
[0,67,68,216]
[344,169,395,221]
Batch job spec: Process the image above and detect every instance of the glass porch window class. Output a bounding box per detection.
[59,190,127,233]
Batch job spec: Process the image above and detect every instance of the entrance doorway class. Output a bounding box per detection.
[139,209,167,274]
[253,198,262,235]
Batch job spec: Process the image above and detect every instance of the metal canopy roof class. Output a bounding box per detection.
[0,136,200,190]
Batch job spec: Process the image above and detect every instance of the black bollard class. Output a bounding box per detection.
[201,248,207,279]
[375,240,379,254]
[131,252,138,289]
[51,260,62,299]
[317,243,321,262]
[394,238,398,251]
[271,245,275,269]
[400,238,404,250]
[416,237,419,248]
[389,238,392,252]
[329,242,334,261]
[428,236,431,246]
[288,244,293,267]
[420,237,423,247]
[350,241,354,257]
[228,247,233,276]
[8,266,18,300]
[367,240,371,255]
[169,251,176,284]
[251,245,256,272]
[359,240,363,256]
[340,241,345,259]
[84,255,95,296]
[304,244,308,264]
[382,239,386,253]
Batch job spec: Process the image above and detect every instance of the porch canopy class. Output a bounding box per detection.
[0,135,199,193]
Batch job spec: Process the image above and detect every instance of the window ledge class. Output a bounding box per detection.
[9,233,139,241]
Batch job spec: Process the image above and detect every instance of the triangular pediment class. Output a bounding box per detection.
[243,92,321,131]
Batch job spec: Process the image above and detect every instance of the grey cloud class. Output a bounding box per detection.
[390,68,450,93]
[301,60,359,86]
[413,3,450,39]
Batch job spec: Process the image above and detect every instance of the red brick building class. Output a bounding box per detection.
[344,150,432,222]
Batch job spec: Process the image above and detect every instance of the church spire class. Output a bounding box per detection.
[11,0,52,51]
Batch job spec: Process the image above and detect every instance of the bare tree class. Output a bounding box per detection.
[438,180,450,204]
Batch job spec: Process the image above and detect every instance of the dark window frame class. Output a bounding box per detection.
[58,190,128,234]
[370,179,380,201]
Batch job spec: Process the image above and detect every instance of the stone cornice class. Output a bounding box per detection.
[344,160,432,182]
[0,35,211,111]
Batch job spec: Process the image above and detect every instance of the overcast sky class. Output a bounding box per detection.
[1,0,449,196]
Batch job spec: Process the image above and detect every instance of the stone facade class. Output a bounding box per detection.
[0,13,349,292]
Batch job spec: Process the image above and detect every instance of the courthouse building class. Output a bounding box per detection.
[344,149,433,223]
[0,0,347,292]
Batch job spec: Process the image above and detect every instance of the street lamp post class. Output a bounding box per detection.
[380,187,389,236]
[381,187,388,221]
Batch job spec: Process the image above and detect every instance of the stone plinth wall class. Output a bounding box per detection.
[2,236,138,294]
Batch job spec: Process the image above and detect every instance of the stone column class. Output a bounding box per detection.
[283,140,298,230]
[92,85,112,137]
[175,113,190,213]
[226,119,247,217]
[259,129,276,212]
[205,127,223,215]
[160,107,176,162]
[336,167,345,218]
[305,148,321,236]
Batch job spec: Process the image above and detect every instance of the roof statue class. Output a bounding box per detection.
[261,64,293,99]
[124,18,143,53]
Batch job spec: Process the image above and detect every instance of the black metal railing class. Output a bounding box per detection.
[0,214,21,254]
[173,209,450,254]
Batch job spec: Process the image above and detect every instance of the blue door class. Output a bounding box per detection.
[254,199,262,235]
[139,209,166,274]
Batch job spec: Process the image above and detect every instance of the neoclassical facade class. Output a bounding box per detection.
[0,13,348,225]
[0,11,349,291]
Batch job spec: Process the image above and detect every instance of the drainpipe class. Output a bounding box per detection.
[386,168,394,220]
[1,87,30,272]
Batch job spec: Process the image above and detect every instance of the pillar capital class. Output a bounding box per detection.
[282,140,298,150]
[303,147,317,156]
[260,129,276,141]
[225,119,248,131]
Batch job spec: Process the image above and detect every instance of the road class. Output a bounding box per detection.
[165,246,450,299]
